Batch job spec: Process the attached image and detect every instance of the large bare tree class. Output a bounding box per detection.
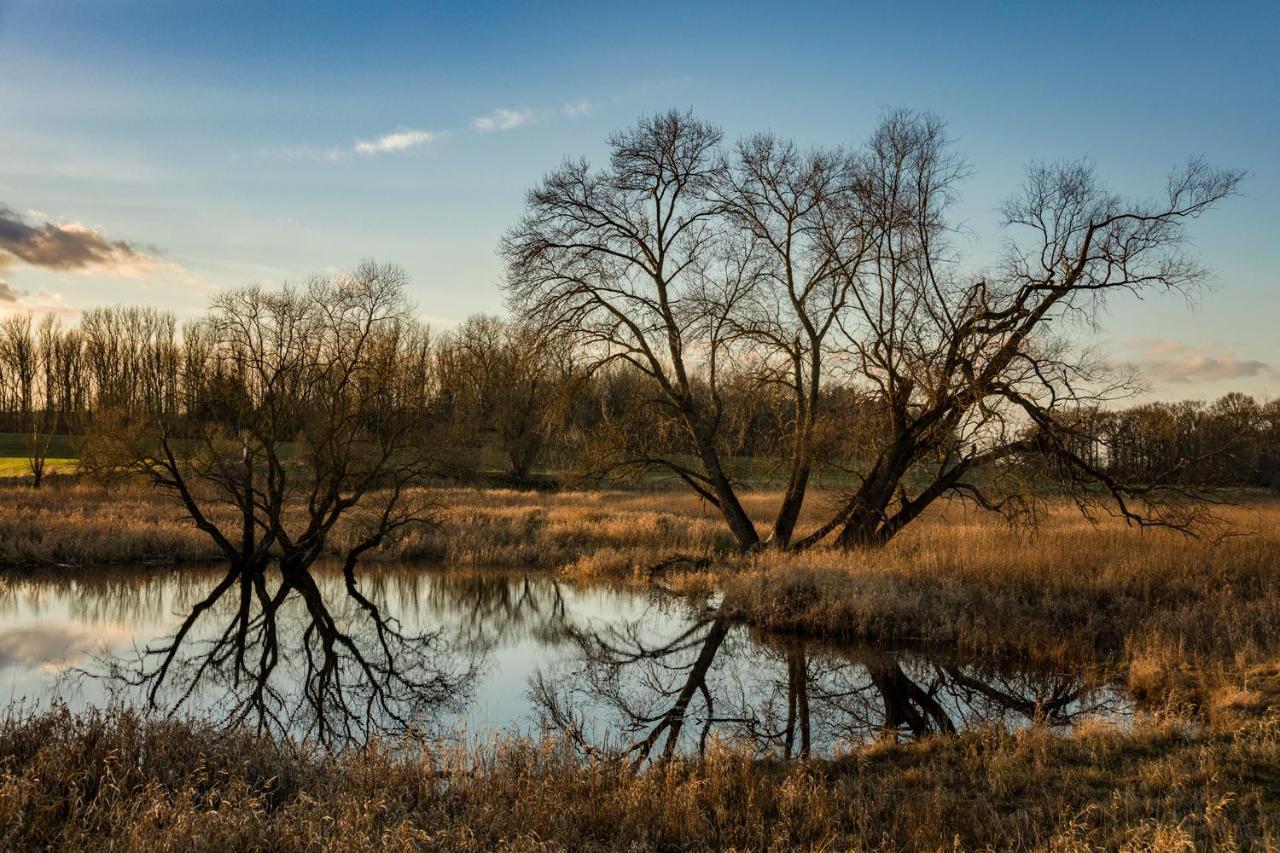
[806,114,1241,547]
[504,109,1241,550]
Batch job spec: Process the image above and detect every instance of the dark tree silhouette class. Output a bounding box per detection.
[504,109,1243,549]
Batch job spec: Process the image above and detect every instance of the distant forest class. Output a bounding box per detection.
[1,308,1276,490]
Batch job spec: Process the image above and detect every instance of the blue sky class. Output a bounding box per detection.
[1,0,1276,400]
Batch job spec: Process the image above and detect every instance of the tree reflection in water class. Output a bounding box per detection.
[106,563,480,746]
[72,569,1126,754]
[533,613,1126,764]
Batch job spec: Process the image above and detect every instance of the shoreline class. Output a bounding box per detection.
[3,482,1278,700]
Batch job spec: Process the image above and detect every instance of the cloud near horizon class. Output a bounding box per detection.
[0,287,77,320]
[0,206,158,276]
[1125,337,1273,386]
[471,108,535,132]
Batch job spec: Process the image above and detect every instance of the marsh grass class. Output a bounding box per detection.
[715,501,1280,706]
[0,702,1276,852]
[0,481,746,569]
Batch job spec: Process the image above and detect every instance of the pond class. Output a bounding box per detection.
[0,563,1131,758]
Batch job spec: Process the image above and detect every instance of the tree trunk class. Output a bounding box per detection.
[834,514,888,549]
[767,453,811,549]
[693,436,759,550]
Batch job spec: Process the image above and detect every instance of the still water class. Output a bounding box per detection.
[0,563,1129,757]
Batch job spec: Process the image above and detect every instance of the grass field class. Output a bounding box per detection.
[0,432,79,479]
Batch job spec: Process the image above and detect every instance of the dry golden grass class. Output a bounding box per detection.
[1,704,1276,852]
[0,480,223,565]
[0,480,745,569]
[719,502,1280,682]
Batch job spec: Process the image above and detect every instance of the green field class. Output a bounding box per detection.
[0,433,80,479]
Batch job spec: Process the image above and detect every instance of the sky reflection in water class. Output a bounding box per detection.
[0,564,1131,756]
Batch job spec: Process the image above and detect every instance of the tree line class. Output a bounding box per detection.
[2,300,1275,492]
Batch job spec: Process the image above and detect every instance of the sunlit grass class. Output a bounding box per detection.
[0,457,78,477]
[0,702,1276,851]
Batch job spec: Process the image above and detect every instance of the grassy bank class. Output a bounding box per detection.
[721,502,1280,683]
[2,701,1277,852]
[0,480,743,568]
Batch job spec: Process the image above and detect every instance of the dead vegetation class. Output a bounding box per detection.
[0,701,1276,852]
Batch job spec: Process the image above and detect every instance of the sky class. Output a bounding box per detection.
[0,0,1276,402]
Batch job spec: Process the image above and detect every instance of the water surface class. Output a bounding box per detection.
[0,563,1129,757]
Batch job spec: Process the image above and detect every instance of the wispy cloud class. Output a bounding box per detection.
[472,108,535,132]
[354,128,441,155]
[0,279,19,302]
[0,205,158,276]
[257,145,347,162]
[1124,337,1273,385]
[258,128,442,162]
[562,98,592,118]
[264,102,556,163]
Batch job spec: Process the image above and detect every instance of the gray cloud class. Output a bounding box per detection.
[0,279,21,302]
[0,205,157,274]
[1127,338,1272,385]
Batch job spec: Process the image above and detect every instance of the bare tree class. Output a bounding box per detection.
[706,134,868,545]
[436,315,579,484]
[505,109,1242,550]
[801,113,1242,547]
[502,110,765,548]
[85,261,441,738]
[0,313,58,485]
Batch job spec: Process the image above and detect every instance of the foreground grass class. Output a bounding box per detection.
[2,700,1277,852]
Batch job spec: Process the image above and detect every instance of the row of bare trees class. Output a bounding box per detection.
[0,307,180,431]
[11,312,1271,492]
[502,108,1243,548]
[1060,392,1280,489]
[0,302,577,486]
[0,307,179,484]
[13,304,1271,496]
